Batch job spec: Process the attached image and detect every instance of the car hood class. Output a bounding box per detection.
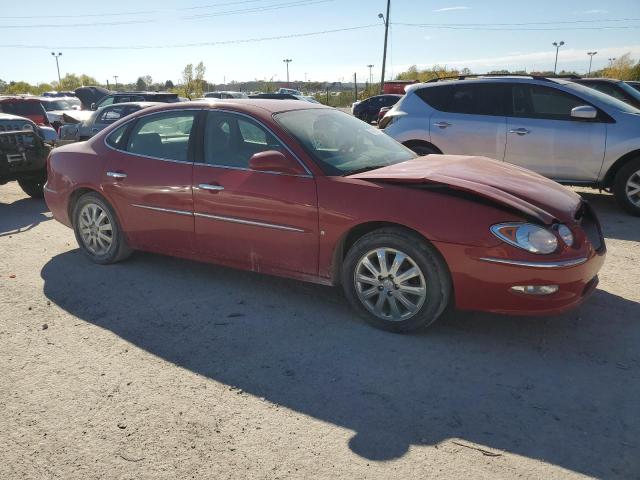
[349,155,582,224]
[74,86,110,110]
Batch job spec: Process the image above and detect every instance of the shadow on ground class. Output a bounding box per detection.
[577,189,640,242]
[41,250,640,478]
[0,196,50,237]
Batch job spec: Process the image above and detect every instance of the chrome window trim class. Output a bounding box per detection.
[131,204,193,216]
[193,162,312,178]
[103,107,313,177]
[479,257,588,268]
[194,212,305,233]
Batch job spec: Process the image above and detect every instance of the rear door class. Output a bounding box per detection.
[192,110,318,275]
[101,110,197,254]
[503,83,606,181]
[424,83,508,160]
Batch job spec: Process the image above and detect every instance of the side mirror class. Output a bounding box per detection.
[248,150,306,176]
[571,105,597,120]
[90,103,97,111]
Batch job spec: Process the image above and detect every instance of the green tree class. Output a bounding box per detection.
[136,77,146,90]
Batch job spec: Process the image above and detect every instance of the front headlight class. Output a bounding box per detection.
[491,223,558,254]
[22,123,34,131]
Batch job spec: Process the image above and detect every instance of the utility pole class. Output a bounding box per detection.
[354,73,358,102]
[552,41,564,74]
[608,57,616,68]
[106,79,110,89]
[283,59,292,87]
[587,51,597,75]
[379,0,391,93]
[51,52,62,86]
[113,76,119,90]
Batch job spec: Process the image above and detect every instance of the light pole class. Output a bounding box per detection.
[51,52,62,86]
[608,57,616,68]
[113,76,119,90]
[283,59,292,87]
[587,51,597,75]
[552,41,564,74]
[378,0,391,93]
[367,64,374,86]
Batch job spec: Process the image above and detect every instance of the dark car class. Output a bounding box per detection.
[91,91,181,110]
[572,78,640,109]
[0,113,51,197]
[353,94,402,123]
[0,97,50,126]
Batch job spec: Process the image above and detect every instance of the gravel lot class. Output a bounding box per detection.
[1,181,639,479]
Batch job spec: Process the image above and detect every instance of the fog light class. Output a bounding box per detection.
[510,285,559,295]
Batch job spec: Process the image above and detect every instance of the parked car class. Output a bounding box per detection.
[377,106,392,124]
[58,102,159,144]
[204,91,248,99]
[572,78,640,109]
[353,94,402,124]
[39,97,82,130]
[0,113,51,197]
[382,75,640,215]
[45,100,605,332]
[91,91,180,110]
[277,88,302,95]
[42,91,76,98]
[75,86,110,110]
[0,96,49,126]
[627,81,640,93]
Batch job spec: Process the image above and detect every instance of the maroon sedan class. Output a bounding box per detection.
[44,100,605,332]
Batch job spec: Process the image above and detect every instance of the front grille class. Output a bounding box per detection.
[575,201,605,252]
[0,123,30,146]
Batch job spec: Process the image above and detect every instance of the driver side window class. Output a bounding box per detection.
[202,111,283,168]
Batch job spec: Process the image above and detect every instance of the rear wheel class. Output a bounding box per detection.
[18,176,46,198]
[341,228,451,333]
[613,158,640,216]
[405,142,440,156]
[72,192,132,264]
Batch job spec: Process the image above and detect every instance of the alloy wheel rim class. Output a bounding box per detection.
[354,248,427,321]
[626,170,640,207]
[78,203,113,256]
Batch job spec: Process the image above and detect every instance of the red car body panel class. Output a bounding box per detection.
[0,97,49,126]
[44,100,606,317]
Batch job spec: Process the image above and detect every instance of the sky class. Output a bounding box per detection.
[1,0,639,87]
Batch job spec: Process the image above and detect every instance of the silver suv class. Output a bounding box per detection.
[382,76,640,215]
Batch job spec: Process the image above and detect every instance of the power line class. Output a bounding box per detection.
[0,0,332,28]
[0,24,380,50]
[395,17,640,26]
[394,22,640,31]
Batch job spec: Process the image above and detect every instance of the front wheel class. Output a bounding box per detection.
[613,158,640,216]
[341,228,451,333]
[73,192,132,264]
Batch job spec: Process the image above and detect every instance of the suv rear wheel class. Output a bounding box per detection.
[613,158,640,216]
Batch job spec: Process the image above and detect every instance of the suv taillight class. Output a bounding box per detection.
[378,114,396,130]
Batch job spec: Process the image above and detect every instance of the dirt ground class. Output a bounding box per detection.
[1,181,639,480]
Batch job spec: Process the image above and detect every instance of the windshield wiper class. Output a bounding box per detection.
[342,165,383,176]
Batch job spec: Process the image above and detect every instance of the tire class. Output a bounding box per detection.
[72,192,132,264]
[341,228,451,333]
[406,143,440,156]
[18,177,46,198]
[613,158,640,216]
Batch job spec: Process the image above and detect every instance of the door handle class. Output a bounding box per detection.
[106,171,127,179]
[509,128,530,136]
[433,121,452,129]
[198,183,224,192]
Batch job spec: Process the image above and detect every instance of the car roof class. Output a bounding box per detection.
[0,112,33,121]
[573,78,622,83]
[142,98,329,115]
[406,76,577,93]
[100,101,161,108]
[0,96,42,102]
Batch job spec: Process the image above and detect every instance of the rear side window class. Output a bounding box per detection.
[99,105,128,124]
[1,101,46,116]
[415,86,451,111]
[126,111,195,161]
[512,85,586,120]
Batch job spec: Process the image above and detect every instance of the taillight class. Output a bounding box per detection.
[378,114,396,130]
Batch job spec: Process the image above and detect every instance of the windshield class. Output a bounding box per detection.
[564,82,640,114]
[275,109,416,175]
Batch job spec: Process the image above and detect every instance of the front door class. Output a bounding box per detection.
[101,110,197,254]
[503,84,606,181]
[192,110,318,275]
